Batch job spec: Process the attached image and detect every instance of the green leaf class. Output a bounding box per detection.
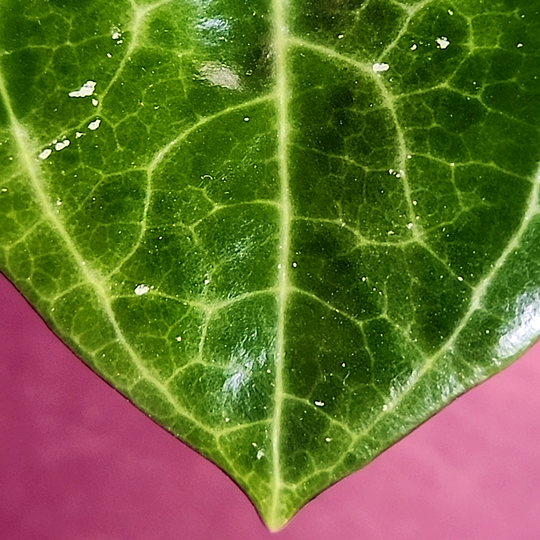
[1,0,540,530]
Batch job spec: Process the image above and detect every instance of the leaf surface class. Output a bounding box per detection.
[1,0,540,530]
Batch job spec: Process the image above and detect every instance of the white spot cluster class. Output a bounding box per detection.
[38,137,71,160]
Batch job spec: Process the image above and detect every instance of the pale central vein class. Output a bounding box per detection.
[271,0,291,525]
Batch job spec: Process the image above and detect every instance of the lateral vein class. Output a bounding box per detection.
[0,70,212,437]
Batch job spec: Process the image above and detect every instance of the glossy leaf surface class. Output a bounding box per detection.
[1,0,540,530]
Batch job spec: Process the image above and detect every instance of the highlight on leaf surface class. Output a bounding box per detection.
[1,0,539,530]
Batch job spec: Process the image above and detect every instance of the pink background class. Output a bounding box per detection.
[1,272,540,540]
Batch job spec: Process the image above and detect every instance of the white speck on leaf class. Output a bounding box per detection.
[134,284,150,296]
[373,63,390,73]
[88,119,101,131]
[38,148,52,160]
[436,37,450,49]
[314,400,325,407]
[68,80,96,98]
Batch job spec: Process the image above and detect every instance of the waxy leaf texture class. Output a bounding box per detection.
[1,0,540,530]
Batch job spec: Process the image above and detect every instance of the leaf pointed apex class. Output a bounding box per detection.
[259,484,297,532]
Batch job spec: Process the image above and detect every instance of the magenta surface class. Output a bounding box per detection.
[1,272,540,540]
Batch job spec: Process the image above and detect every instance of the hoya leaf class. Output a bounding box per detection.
[1,0,540,530]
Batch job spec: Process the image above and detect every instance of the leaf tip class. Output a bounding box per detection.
[264,514,290,533]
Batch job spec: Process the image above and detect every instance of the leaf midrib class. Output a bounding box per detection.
[270,0,291,527]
